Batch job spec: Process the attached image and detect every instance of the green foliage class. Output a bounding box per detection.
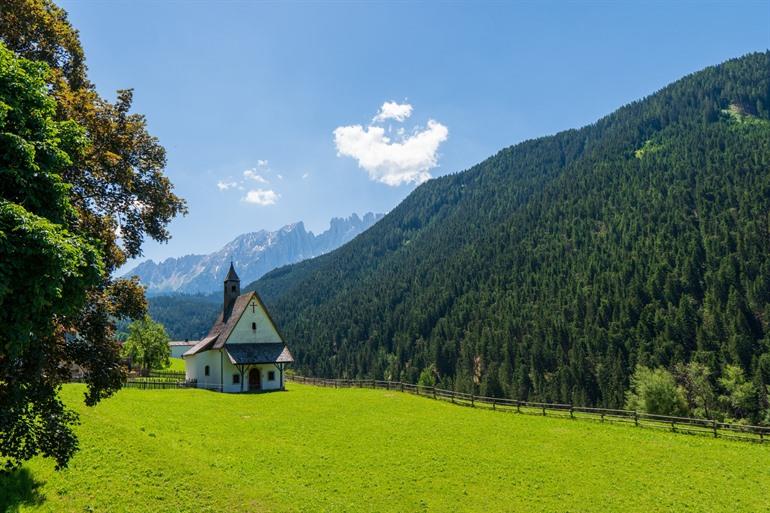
[674,361,717,419]
[123,315,171,371]
[417,365,436,387]
[718,365,761,423]
[633,138,663,159]
[0,0,186,470]
[0,0,187,268]
[0,42,103,471]
[7,384,770,512]
[249,52,770,424]
[146,293,220,340]
[624,366,688,416]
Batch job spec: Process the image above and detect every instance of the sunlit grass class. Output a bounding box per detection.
[165,358,186,372]
[6,383,769,512]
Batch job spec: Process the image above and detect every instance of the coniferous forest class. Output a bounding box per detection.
[247,53,770,423]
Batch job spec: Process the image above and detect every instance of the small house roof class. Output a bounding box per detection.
[182,334,218,357]
[169,340,197,347]
[225,343,294,365]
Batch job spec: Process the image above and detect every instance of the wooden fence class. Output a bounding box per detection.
[287,375,770,444]
[146,369,186,379]
[123,378,196,390]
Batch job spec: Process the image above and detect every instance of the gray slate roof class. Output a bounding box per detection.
[169,340,197,347]
[225,343,294,365]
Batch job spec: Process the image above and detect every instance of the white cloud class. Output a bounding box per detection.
[242,189,279,206]
[243,169,269,184]
[334,118,448,186]
[217,180,238,190]
[257,159,269,167]
[277,174,284,180]
[373,101,413,123]
[302,172,310,180]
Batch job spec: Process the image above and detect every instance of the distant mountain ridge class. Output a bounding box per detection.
[124,212,383,295]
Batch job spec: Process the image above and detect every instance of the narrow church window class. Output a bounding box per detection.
[204,365,210,376]
[251,322,256,330]
[231,285,236,292]
[268,371,275,381]
[233,374,240,384]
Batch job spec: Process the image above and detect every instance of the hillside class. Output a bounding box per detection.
[5,384,768,512]
[124,212,382,295]
[250,53,770,415]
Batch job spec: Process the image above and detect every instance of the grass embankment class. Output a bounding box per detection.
[3,384,769,512]
[166,358,186,372]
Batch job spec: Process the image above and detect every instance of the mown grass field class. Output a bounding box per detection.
[3,383,769,513]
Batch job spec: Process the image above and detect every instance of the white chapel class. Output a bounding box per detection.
[183,263,293,392]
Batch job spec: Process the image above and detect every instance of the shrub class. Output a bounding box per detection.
[625,365,688,416]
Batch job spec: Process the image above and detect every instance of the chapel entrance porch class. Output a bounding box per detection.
[248,368,261,391]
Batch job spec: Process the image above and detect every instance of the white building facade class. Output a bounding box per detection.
[183,263,293,392]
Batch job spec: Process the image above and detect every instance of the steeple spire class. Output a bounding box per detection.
[223,261,241,321]
[225,261,240,282]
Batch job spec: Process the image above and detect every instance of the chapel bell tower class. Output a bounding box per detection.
[223,261,240,321]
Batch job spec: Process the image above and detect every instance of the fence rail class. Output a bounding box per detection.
[287,375,770,444]
[123,378,196,390]
[146,369,186,379]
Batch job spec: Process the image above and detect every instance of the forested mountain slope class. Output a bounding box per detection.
[251,53,770,414]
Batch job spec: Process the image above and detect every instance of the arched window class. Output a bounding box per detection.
[204,365,210,376]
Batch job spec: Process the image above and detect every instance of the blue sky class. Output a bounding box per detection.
[59,1,770,268]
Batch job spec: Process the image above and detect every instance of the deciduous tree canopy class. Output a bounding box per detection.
[0,0,185,469]
[123,316,171,372]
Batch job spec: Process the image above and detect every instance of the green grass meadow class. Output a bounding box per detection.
[3,383,769,513]
[166,358,186,372]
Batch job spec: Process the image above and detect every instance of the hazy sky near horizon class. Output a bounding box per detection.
[59,0,770,268]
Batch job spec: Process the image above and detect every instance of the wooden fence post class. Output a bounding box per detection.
[713,419,718,438]
[569,407,574,419]
[516,400,521,413]
[471,393,474,407]
[542,405,546,416]
[492,399,496,411]
[634,411,638,427]
[432,386,437,400]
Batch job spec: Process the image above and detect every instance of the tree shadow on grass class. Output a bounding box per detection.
[0,468,45,513]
